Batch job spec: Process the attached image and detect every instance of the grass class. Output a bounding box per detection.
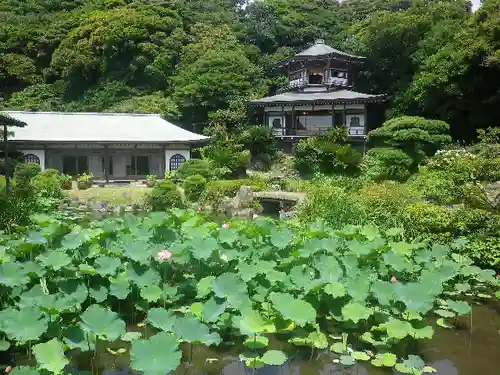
[67,186,150,205]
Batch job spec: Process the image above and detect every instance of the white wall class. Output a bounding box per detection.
[20,150,45,170]
[165,149,190,172]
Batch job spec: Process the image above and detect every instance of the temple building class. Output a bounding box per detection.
[248,39,386,151]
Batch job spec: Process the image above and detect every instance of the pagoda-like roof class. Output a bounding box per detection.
[277,39,365,66]
[248,89,385,107]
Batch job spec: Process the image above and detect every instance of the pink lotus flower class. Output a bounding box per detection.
[222,223,230,229]
[5,366,12,374]
[390,276,398,283]
[157,249,172,261]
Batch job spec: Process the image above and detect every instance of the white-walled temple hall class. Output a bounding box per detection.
[248,39,386,148]
[4,111,208,181]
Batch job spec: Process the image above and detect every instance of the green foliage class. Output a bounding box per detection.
[175,159,212,180]
[368,116,452,165]
[361,148,413,182]
[200,178,267,207]
[32,171,63,199]
[14,163,41,182]
[295,128,362,176]
[183,175,207,202]
[59,174,72,190]
[146,180,184,211]
[237,126,278,167]
[0,210,497,375]
[76,173,93,190]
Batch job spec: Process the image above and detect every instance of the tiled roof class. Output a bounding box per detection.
[294,39,365,60]
[4,111,208,143]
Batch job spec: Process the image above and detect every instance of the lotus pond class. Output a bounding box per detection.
[0,210,499,375]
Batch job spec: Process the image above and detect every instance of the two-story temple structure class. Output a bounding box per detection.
[248,39,386,151]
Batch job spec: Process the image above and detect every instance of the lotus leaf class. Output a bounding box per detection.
[394,283,434,314]
[58,279,87,305]
[9,367,39,375]
[395,355,430,374]
[411,325,434,339]
[341,302,373,323]
[340,355,356,366]
[2,307,48,343]
[352,351,370,361]
[379,319,413,339]
[61,229,88,250]
[90,285,108,303]
[147,308,175,332]
[234,310,275,335]
[78,264,96,275]
[109,272,131,299]
[22,261,45,278]
[36,250,71,271]
[269,228,293,249]
[261,350,287,366]
[197,276,214,298]
[140,285,162,303]
[240,353,265,369]
[238,263,259,282]
[308,331,328,349]
[218,227,238,244]
[266,269,287,284]
[171,314,220,345]
[436,318,453,329]
[189,236,218,260]
[330,342,347,354]
[32,339,69,374]
[371,280,395,306]
[269,292,316,327]
[300,238,325,257]
[80,305,126,341]
[202,298,227,323]
[315,255,343,283]
[446,300,471,315]
[121,332,142,342]
[213,272,250,310]
[371,352,397,367]
[324,282,346,298]
[191,302,203,318]
[0,339,10,351]
[244,335,269,349]
[0,262,29,287]
[130,332,182,375]
[63,326,96,351]
[94,256,121,276]
[129,264,161,289]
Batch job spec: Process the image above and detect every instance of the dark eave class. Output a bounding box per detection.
[0,112,27,127]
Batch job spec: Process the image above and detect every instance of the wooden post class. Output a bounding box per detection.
[331,103,335,128]
[161,145,166,177]
[3,124,9,194]
[104,145,110,183]
[281,105,285,136]
[291,105,296,136]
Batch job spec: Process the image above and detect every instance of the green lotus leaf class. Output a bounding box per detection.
[22,261,45,278]
[171,314,221,345]
[476,269,496,283]
[218,227,238,244]
[371,352,397,367]
[36,250,71,271]
[341,301,373,323]
[324,282,346,298]
[244,335,269,349]
[379,318,413,339]
[191,302,203,318]
[411,325,434,339]
[234,310,275,335]
[0,339,10,351]
[395,355,427,374]
[121,332,142,342]
[80,305,126,341]
[90,285,108,303]
[340,355,356,366]
[2,307,48,343]
[202,298,227,323]
[130,332,182,375]
[394,283,434,314]
[269,292,316,327]
[266,269,287,284]
[189,236,218,260]
[63,326,96,352]
[299,238,325,257]
[372,280,395,306]
[352,351,370,361]
[140,285,162,303]
[147,308,175,332]
[109,272,131,300]
[32,339,69,374]
[197,276,215,298]
[9,366,40,375]
[78,264,96,275]
[213,272,250,310]
[269,228,293,249]
[0,262,29,287]
[330,342,347,354]
[308,331,328,349]
[290,266,320,293]
[161,284,179,302]
[238,263,259,282]
[261,350,287,366]
[315,255,343,283]
[445,300,472,316]
[495,291,500,299]
[129,264,161,289]
[58,279,87,305]
[436,318,453,329]
[94,256,121,276]
[383,251,412,272]
[240,353,265,369]
[122,239,151,264]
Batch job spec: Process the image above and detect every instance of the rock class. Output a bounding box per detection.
[235,208,254,220]
[279,210,297,220]
[234,186,253,209]
[269,184,281,191]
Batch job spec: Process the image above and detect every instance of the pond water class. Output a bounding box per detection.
[11,304,498,375]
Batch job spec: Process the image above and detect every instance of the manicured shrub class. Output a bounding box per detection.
[403,201,455,240]
[361,147,413,182]
[146,174,158,188]
[183,174,207,202]
[146,180,184,211]
[200,178,267,206]
[76,173,93,190]
[32,171,63,199]
[175,159,212,180]
[41,168,61,177]
[14,163,41,182]
[60,174,73,190]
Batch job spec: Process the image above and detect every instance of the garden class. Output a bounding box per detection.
[1,117,500,375]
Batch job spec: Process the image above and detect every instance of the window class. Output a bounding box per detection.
[126,155,150,176]
[23,153,40,164]
[101,156,113,176]
[169,154,186,171]
[62,156,88,176]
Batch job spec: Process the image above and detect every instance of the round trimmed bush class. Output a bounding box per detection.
[183,174,207,202]
[32,171,63,199]
[361,147,413,182]
[146,180,184,211]
[175,159,212,180]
